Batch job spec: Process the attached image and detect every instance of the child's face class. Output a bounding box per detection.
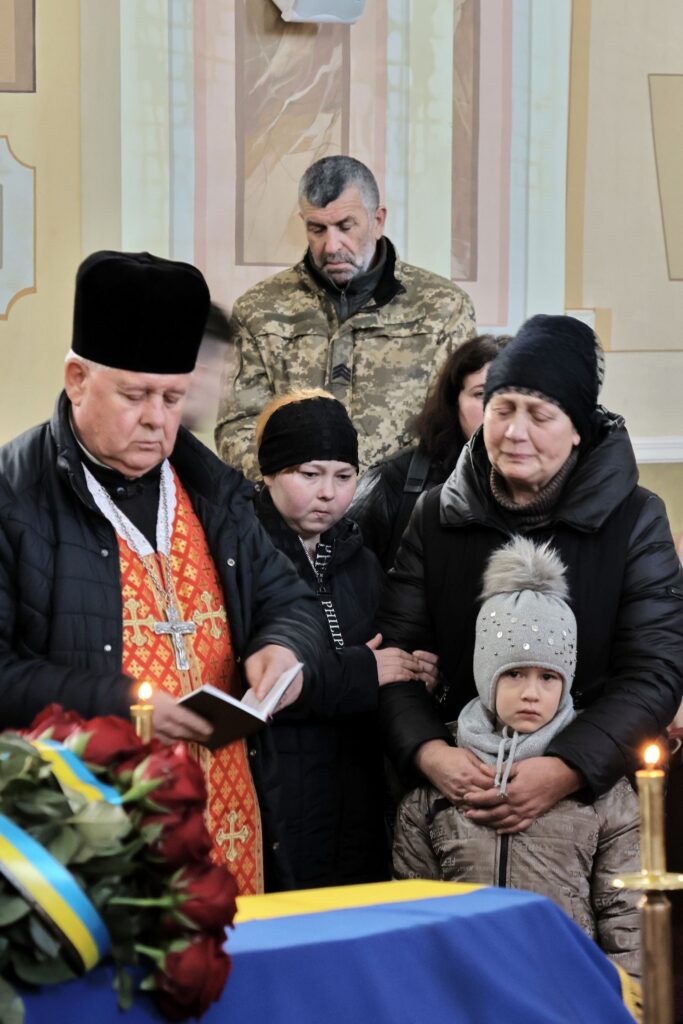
[494,667,563,733]
[263,461,358,540]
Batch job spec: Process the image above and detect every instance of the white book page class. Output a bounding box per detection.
[240,661,303,719]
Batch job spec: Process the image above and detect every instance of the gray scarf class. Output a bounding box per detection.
[455,696,576,796]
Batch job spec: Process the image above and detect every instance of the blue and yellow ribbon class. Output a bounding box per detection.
[0,813,110,970]
[32,739,122,806]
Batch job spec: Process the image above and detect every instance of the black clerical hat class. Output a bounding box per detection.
[72,251,210,374]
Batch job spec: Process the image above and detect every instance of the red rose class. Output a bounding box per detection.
[171,863,237,932]
[142,809,213,869]
[77,715,145,767]
[154,936,231,1021]
[136,743,206,811]
[22,704,86,742]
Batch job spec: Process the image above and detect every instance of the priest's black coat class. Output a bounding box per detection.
[0,391,327,889]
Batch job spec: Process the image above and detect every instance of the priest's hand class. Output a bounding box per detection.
[245,644,303,711]
[151,689,215,745]
[414,740,497,804]
[462,756,583,834]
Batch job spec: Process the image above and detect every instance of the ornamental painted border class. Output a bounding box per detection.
[0,135,36,319]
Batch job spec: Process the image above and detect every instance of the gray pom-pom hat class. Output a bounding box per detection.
[456,537,578,794]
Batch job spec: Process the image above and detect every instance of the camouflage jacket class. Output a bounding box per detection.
[215,239,476,477]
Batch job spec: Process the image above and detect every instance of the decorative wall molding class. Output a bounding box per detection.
[631,436,683,464]
[0,135,36,319]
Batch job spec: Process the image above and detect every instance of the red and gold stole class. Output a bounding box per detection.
[119,469,264,894]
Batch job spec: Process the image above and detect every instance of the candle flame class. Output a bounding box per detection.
[644,743,661,768]
[138,682,153,703]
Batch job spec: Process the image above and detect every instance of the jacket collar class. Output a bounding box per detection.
[440,408,639,534]
[299,237,404,311]
[255,487,363,572]
[51,390,255,516]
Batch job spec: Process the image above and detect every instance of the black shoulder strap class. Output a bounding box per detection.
[386,448,432,568]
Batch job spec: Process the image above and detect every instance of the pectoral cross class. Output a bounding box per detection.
[216,810,250,863]
[154,603,196,671]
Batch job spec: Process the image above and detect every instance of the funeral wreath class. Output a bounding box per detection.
[0,705,237,1023]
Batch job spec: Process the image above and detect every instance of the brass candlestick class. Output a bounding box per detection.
[613,744,683,1024]
[131,681,154,743]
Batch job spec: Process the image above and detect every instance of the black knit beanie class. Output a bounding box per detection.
[258,397,359,475]
[484,314,601,442]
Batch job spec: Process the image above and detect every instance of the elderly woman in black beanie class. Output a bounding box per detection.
[254,389,436,887]
[378,314,683,833]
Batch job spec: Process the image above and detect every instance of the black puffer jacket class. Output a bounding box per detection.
[377,411,683,796]
[349,445,451,570]
[0,393,326,888]
[256,489,389,888]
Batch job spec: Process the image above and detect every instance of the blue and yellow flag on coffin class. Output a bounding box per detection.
[230,880,642,1024]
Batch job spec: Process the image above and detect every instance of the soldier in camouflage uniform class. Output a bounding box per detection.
[215,156,476,477]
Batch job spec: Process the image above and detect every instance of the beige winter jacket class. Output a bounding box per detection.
[393,776,641,980]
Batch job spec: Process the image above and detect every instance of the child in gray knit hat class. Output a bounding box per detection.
[393,536,642,980]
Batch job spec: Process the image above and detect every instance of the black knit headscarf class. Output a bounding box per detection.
[258,397,359,476]
[484,314,602,442]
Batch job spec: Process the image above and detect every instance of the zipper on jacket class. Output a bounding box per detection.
[498,834,509,888]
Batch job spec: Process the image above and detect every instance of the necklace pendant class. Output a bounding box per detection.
[154,603,197,672]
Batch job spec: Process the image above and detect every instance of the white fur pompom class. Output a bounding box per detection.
[480,536,569,602]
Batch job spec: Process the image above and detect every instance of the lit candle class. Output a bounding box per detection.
[131,682,154,743]
[637,743,666,876]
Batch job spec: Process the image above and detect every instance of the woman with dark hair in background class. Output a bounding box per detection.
[350,334,509,570]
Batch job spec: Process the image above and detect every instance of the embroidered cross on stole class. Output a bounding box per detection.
[119,468,264,894]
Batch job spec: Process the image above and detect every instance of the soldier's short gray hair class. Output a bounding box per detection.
[299,156,380,215]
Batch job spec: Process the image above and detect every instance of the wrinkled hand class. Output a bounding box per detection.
[414,740,497,803]
[151,689,214,746]
[244,643,303,711]
[366,633,422,686]
[463,757,583,834]
[412,650,439,692]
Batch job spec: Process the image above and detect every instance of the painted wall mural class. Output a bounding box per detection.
[0,136,35,318]
[235,0,349,267]
[1,0,682,468]
[0,0,35,93]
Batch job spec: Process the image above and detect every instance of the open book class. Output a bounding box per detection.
[176,661,303,750]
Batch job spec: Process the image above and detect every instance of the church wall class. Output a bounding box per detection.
[0,0,680,539]
[0,0,81,445]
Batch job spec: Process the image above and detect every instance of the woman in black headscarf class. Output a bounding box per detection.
[377,314,683,833]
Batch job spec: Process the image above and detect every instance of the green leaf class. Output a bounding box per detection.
[14,792,69,819]
[113,964,135,1011]
[67,801,131,853]
[0,735,41,760]
[0,897,30,927]
[0,974,24,1024]
[45,825,81,865]
[11,949,76,987]
[28,916,62,960]
[64,732,90,760]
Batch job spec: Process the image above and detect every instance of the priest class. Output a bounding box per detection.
[0,250,325,894]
